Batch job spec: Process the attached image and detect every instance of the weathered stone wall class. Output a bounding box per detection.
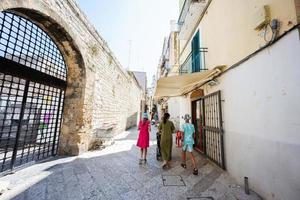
[0,0,143,155]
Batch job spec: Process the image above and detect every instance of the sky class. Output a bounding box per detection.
[76,0,179,86]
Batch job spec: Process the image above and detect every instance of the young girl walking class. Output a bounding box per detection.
[180,114,198,175]
[137,113,150,165]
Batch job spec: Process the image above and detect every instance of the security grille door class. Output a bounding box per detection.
[203,91,225,169]
[0,12,67,172]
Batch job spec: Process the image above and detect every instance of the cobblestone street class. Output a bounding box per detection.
[0,127,261,200]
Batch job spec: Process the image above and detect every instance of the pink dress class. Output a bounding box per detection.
[137,120,150,148]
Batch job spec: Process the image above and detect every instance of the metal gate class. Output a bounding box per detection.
[0,12,67,173]
[203,91,225,169]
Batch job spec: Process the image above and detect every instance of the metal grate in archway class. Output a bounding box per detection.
[0,11,67,173]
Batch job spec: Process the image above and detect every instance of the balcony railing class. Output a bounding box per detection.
[179,47,208,75]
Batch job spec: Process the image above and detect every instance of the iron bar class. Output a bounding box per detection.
[10,80,29,170]
[0,58,67,90]
[179,48,208,74]
[218,90,225,169]
[52,90,62,156]
[202,98,206,155]
[244,177,250,195]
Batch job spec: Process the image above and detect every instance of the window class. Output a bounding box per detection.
[191,30,202,72]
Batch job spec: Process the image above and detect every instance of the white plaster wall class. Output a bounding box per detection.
[167,97,181,130]
[204,29,300,200]
[179,96,191,128]
[157,104,163,121]
[165,96,192,130]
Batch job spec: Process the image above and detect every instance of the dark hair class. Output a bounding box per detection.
[163,113,170,124]
[142,117,148,125]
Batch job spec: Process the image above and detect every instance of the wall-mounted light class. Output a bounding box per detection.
[207,78,219,87]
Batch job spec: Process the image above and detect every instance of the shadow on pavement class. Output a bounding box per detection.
[0,126,262,200]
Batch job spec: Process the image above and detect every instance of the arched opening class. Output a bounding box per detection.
[0,9,86,172]
[8,8,87,156]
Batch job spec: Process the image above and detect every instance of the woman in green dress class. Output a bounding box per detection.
[158,113,175,169]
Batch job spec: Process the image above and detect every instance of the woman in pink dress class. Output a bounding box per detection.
[137,113,151,165]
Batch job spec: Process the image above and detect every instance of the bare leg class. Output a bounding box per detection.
[139,149,144,165]
[182,151,186,164]
[140,148,144,159]
[189,152,197,169]
[144,148,147,160]
[166,160,170,168]
[162,160,167,168]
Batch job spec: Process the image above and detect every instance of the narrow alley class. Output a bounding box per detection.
[0,0,300,199]
[0,127,261,200]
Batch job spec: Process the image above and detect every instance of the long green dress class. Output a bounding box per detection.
[158,120,175,161]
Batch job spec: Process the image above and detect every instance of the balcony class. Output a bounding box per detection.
[179,47,207,74]
[178,0,208,40]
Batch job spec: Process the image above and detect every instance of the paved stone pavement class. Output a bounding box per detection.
[0,126,262,200]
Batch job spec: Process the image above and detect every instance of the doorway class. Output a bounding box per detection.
[191,99,205,153]
[191,90,225,169]
[191,89,204,153]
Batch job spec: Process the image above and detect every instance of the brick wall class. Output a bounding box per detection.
[0,0,144,155]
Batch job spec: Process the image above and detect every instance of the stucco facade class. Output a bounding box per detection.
[200,29,300,200]
[180,0,300,70]
[173,0,300,199]
[0,0,143,155]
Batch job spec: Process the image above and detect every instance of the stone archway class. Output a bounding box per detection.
[1,0,146,158]
[0,7,88,156]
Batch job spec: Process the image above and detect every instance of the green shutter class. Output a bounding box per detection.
[191,30,201,72]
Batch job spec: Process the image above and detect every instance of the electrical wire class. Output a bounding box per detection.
[263,22,275,43]
[191,23,300,92]
[222,23,299,74]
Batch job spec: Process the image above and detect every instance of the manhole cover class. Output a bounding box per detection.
[162,175,186,186]
[187,197,214,200]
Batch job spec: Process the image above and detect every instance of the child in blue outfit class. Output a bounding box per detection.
[180,114,198,175]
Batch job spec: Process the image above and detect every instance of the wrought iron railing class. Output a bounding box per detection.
[179,47,208,75]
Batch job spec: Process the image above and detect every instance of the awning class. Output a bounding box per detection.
[154,66,225,98]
